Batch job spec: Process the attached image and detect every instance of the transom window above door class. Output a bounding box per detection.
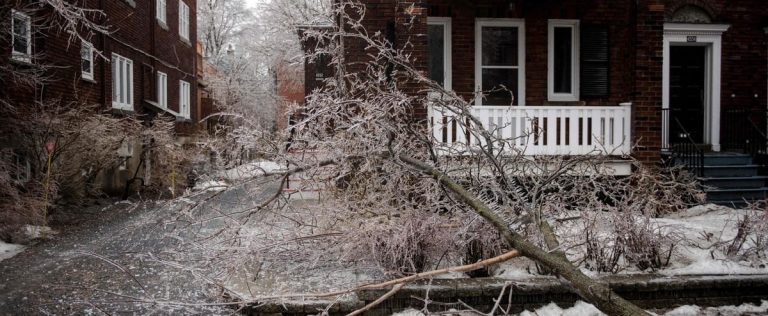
[476,19,525,106]
[427,17,451,90]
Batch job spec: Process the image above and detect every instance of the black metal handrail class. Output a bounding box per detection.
[722,109,768,177]
[662,108,704,177]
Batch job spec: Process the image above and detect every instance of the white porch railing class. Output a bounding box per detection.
[429,104,632,156]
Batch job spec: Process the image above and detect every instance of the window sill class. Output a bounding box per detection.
[10,56,33,66]
[110,106,135,116]
[157,20,168,31]
[81,76,97,84]
[175,116,193,123]
[180,38,192,47]
[122,0,136,8]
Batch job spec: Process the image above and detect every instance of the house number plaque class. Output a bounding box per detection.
[687,36,697,42]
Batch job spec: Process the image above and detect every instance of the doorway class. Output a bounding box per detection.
[668,45,707,145]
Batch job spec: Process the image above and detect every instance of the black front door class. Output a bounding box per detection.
[669,46,706,145]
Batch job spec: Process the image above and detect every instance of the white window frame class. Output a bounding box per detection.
[179,0,189,41]
[475,18,526,106]
[427,17,452,90]
[547,19,580,102]
[157,71,168,108]
[179,80,190,119]
[11,10,32,62]
[111,53,134,110]
[81,40,94,80]
[156,0,167,25]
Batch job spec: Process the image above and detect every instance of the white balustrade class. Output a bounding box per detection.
[429,104,632,156]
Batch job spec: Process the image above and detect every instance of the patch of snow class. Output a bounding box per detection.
[391,308,424,316]
[519,301,605,316]
[663,300,768,315]
[192,180,229,192]
[220,161,285,181]
[0,241,25,262]
[10,225,57,245]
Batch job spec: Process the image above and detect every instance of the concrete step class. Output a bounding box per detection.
[676,153,753,166]
[699,176,768,189]
[705,187,768,203]
[702,165,760,177]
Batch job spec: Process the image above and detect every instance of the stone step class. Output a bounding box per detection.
[702,165,760,178]
[705,187,768,203]
[699,176,768,189]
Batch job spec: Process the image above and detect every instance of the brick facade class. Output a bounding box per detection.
[323,0,768,165]
[0,0,200,193]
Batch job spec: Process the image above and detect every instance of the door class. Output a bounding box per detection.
[669,46,707,145]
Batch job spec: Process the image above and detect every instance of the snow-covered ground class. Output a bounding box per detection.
[0,241,24,262]
[193,160,286,192]
[495,203,768,279]
[391,300,768,316]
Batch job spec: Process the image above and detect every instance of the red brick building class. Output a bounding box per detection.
[303,0,768,204]
[1,0,201,192]
[307,0,768,163]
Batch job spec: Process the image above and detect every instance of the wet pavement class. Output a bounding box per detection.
[0,177,279,315]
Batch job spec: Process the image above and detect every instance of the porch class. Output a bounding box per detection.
[428,104,632,156]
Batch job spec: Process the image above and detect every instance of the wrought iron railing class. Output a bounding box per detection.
[662,108,704,177]
[722,109,768,175]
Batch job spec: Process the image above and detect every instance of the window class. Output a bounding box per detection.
[11,10,32,62]
[475,19,525,106]
[427,17,451,90]
[156,0,166,24]
[111,53,134,110]
[81,40,94,80]
[548,20,580,101]
[179,80,190,119]
[157,71,167,108]
[179,0,189,41]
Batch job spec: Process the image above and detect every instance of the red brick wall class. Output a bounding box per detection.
[632,1,665,164]
[1,0,198,122]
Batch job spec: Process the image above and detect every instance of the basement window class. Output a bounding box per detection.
[11,10,32,63]
[548,19,580,102]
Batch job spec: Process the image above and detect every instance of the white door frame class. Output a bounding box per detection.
[662,23,729,151]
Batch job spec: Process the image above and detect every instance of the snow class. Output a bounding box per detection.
[192,180,229,192]
[0,241,25,262]
[219,160,285,181]
[391,308,424,316]
[663,300,768,316]
[518,301,605,316]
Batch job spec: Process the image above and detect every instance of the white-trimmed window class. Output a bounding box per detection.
[111,53,134,110]
[157,71,167,108]
[156,0,167,24]
[427,17,451,90]
[179,80,190,119]
[179,0,189,41]
[475,19,525,106]
[81,40,94,80]
[548,19,580,101]
[11,10,32,62]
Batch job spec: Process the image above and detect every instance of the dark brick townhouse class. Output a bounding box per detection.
[1,0,200,192]
[305,0,768,205]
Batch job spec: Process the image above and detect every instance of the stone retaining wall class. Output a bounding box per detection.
[242,275,768,315]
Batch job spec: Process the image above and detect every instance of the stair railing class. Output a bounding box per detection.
[723,108,768,177]
[662,108,704,177]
